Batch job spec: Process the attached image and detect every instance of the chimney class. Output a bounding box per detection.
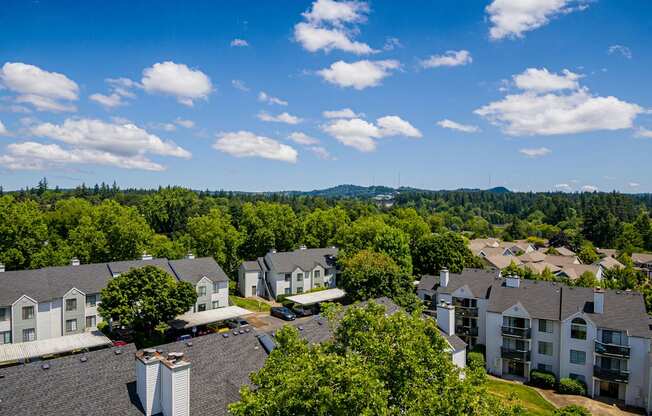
[142,252,153,261]
[0,263,4,273]
[186,252,195,260]
[71,257,80,266]
[437,300,455,336]
[439,269,450,288]
[594,287,605,314]
[136,349,162,416]
[160,352,191,416]
[270,248,277,254]
[505,275,520,288]
[299,244,307,250]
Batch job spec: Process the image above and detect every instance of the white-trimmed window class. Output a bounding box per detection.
[22,306,34,320]
[538,341,553,356]
[212,301,220,309]
[570,349,586,365]
[66,319,78,332]
[86,315,96,328]
[213,282,220,292]
[538,319,553,333]
[571,318,587,340]
[314,270,321,278]
[296,273,303,282]
[22,328,35,342]
[65,298,77,312]
[197,286,207,296]
[86,294,98,307]
[0,331,11,344]
[0,307,7,321]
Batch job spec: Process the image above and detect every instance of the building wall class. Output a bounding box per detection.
[485,311,504,376]
[62,289,86,336]
[37,301,53,340]
[625,336,650,408]
[194,277,213,312]
[238,269,262,298]
[530,319,561,376]
[452,349,466,369]
[0,306,11,335]
[210,281,228,308]
[559,315,596,394]
[11,296,37,343]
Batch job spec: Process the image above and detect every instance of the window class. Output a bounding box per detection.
[538,319,553,333]
[569,373,585,383]
[314,270,321,278]
[0,307,7,321]
[212,301,220,309]
[197,286,207,296]
[284,273,291,282]
[86,294,98,307]
[86,315,96,328]
[22,306,34,320]
[66,298,77,312]
[503,316,528,328]
[538,341,553,356]
[297,287,304,294]
[198,304,207,312]
[284,288,291,295]
[601,330,624,345]
[537,363,553,372]
[66,319,78,332]
[22,328,35,342]
[571,318,587,340]
[213,282,220,293]
[570,349,586,365]
[296,273,303,282]
[0,331,10,344]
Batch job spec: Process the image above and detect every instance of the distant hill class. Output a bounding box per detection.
[282,184,511,198]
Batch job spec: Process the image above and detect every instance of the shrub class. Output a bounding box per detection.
[553,404,591,415]
[467,351,485,370]
[470,343,486,356]
[529,369,556,389]
[557,378,587,396]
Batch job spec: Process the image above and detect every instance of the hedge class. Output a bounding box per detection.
[557,378,587,396]
[467,351,485,370]
[529,369,556,389]
[553,404,591,416]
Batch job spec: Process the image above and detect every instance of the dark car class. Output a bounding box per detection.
[292,306,313,317]
[226,318,251,329]
[270,306,296,321]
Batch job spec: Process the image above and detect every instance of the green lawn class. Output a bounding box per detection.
[230,296,271,312]
[487,378,556,416]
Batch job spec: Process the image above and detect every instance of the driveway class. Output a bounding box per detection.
[244,311,313,332]
[533,387,644,416]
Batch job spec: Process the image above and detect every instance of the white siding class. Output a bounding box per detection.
[485,311,504,376]
[452,349,466,369]
[210,281,229,308]
[161,364,190,416]
[37,301,53,340]
[136,359,162,416]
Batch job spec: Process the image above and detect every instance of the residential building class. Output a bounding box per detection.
[632,253,652,278]
[0,255,228,345]
[237,247,338,300]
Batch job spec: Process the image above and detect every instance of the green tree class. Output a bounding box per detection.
[582,206,620,248]
[147,234,187,260]
[187,208,243,276]
[94,200,154,261]
[138,187,200,235]
[301,207,349,248]
[553,405,591,416]
[98,266,197,336]
[577,242,600,265]
[387,208,430,244]
[0,196,49,269]
[412,232,478,275]
[615,223,644,253]
[238,202,300,259]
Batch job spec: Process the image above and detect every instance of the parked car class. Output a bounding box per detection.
[226,318,251,329]
[292,306,313,317]
[112,340,128,347]
[178,334,192,341]
[270,306,296,321]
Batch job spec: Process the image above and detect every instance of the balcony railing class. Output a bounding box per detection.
[501,347,530,362]
[501,326,531,339]
[593,365,629,383]
[455,307,479,318]
[456,326,479,337]
[594,340,630,358]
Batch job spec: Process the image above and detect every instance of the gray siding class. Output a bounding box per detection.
[63,289,86,335]
[194,279,212,312]
[12,297,37,343]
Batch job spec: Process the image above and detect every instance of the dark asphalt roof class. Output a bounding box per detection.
[107,258,175,277]
[417,275,437,292]
[436,268,501,299]
[444,333,467,352]
[241,260,262,272]
[487,279,562,321]
[0,331,268,416]
[169,257,228,284]
[265,247,338,273]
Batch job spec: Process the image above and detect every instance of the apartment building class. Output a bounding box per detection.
[238,246,338,300]
[0,255,228,345]
[420,268,652,410]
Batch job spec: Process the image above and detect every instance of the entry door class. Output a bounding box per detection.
[251,285,257,295]
[507,361,525,377]
[600,381,619,398]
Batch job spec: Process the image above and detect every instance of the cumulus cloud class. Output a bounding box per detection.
[0,120,8,135]
[89,93,124,108]
[608,45,632,59]
[214,131,298,163]
[322,115,421,152]
[383,37,402,51]
[175,118,195,128]
[231,79,250,92]
[581,185,598,193]
[635,128,652,139]
[257,111,302,125]
[309,146,335,160]
[519,147,551,158]
[294,0,375,55]
[629,182,640,188]
[555,183,572,192]
[436,119,480,133]
[486,0,589,40]
[318,60,400,90]
[0,62,79,112]
[149,122,177,132]
[475,67,643,136]
[258,91,288,106]
[323,108,359,119]
[288,132,320,145]
[29,118,191,159]
[90,78,139,109]
[230,38,249,47]
[141,61,212,106]
[420,50,472,68]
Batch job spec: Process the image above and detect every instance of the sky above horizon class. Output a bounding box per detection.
[1,0,651,193]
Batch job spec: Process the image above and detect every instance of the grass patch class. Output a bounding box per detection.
[230,296,271,312]
[487,378,556,416]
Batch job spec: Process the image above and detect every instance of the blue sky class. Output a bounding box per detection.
[0,0,650,192]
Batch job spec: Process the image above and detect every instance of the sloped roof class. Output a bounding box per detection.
[599,256,624,270]
[417,275,438,292]
[632,253,652,265]
[557,264,599,280]
[265,247,338,273]
[436,268,501,298]
[241,260,262,272]
[169,257,228,284]
[487,279,562,321]
[545,255,580,267]
[479,247,508,257]
[483,255,522,270]
[107,258,175,276]
[524,261,561,275]
[555,247,576,257]
[519,251,547,263]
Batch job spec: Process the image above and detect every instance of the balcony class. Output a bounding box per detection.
[501,347,531,362]
[594,340,630,358]
[456,307,479,318]
[594,366,629,383]
[456,326,479,337]
[501,326,531,339]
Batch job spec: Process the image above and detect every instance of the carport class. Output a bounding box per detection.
[286,288,346,306]
[169,305,254,330]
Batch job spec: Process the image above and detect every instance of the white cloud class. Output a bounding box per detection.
[486,0,589,40]
[29,118,191,159]
[288,132,320,145]
[608,45,632,59]
[436,119,480,133]
[0,120,8,135]
[554,183,572,192]
[309,146,335,160]
[323,108,359,119]
[420,50,472,68]
[322,115,420,152]
[230,38,249,47]
[0,63,79,113]
[475,68,643,136]
[519,147,551,158]
[258,91,288,106]
[635,128,652,139]
[149,122,177,132]
[513,68,581,92]
[214,131,298,163]
[141,61,212,106]
[257,111,302,125]
[231,79,250,92]
[294,0,375,55]
[581,185,598,193]
[175,118,195,128]
[0,141,165,171]
[629,182,640,188]
[106,78,139,98]
[89,93,124,108]
[383,37,402,51]
[318,60,400,90]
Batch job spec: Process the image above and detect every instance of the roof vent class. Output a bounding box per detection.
[71,257,80,266]
[232,331,239,336]
[298,326,304,331]
[141,252,153,261]
[186,341,193,347]
[186,252,195,260]
[143,348,157,358]
[257,334,276,354]
[114,349,122,355]
[0,263,4,273]
[41,363,50,370]
[299,245,307,250]
[222,333,229,338]
[80,356,88,363]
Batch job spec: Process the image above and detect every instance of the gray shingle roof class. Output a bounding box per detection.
[265,247,337,273]
[444,333,467,352]
[487,279,562,321]
[0,331,268,416]
[169,257,228,284]
[241,260,262,272]
[107,258,175,277]
[436,268,501,298]
[417,275,437,292]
